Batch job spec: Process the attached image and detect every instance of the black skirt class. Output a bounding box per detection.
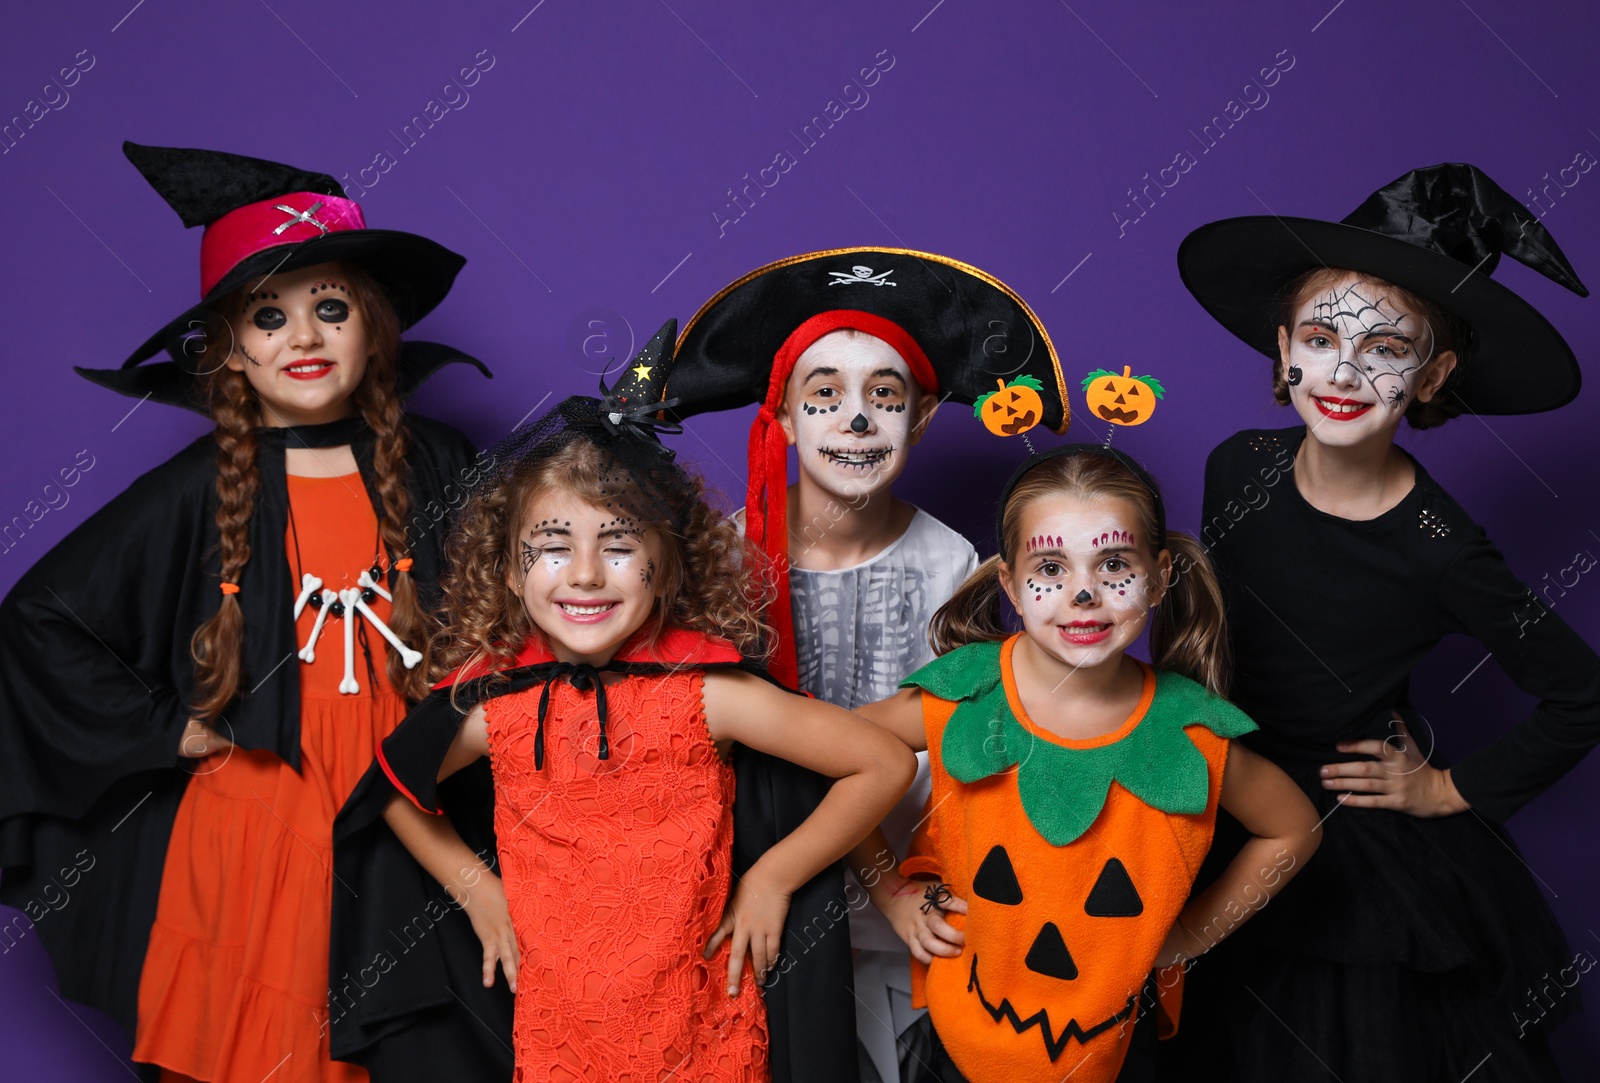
[1157,760,1575,1083]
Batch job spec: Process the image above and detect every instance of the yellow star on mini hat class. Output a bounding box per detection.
[630,362,653,381]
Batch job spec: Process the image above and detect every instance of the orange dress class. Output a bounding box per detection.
[135,473,409,1083]
[484,665,768,1082]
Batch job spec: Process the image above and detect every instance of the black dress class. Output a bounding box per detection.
[1158,427,1600,1083]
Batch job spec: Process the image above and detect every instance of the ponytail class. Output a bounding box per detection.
[929,554,1009,656]
[1149,531,1230,697]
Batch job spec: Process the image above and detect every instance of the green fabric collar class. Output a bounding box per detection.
[901,638,1256,845]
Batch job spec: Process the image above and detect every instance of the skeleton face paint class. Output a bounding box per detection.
[225,261,369,428]
[1002,495,1159,675]
[781,330,924,505]
[1280,273,1440,449]
[512,492,662,667]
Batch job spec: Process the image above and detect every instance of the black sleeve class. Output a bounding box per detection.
[0,451,211,832]
[329,690,513,1079]
[1438,532,1600,820]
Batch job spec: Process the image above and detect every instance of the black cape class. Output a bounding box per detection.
[0,412,479,1052]
[329,645,859,1083]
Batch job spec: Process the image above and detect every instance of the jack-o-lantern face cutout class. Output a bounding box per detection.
[1081,366,1165,427]
[967,845,1146,1061]
[975,375,1045,437]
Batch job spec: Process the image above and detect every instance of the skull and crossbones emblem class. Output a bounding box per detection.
[827,264,897,287]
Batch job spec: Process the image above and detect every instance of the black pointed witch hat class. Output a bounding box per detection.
[470,319,692,527]
[1178,163,1588,415]
[76,142,480,411]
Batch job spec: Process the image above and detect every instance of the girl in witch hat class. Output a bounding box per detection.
[1161,163,1600,1082]
[333,322,914,1082]
[0,141,488,1083]
[668,247,1070,1083]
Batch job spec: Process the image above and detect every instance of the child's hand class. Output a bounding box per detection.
[880,877,967,965]
[461,872,520,994]
[177,718,234,758]
[1323,717,1469,818]
[704,865,791,997]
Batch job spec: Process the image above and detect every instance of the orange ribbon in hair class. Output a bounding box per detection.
[744,310,938,689]
[219,582,240,595]
[394,558,414,573]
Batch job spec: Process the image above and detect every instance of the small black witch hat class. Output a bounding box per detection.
[1178,163,1588,415]
[75,141,481,412]
[474,320,690,526]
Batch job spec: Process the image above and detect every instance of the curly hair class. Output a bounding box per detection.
[188,261,433,717]
[1272,267,1473,430]
[431,438,774,686]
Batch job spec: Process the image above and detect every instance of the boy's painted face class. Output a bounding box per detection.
[777,331,935,504]
[510,487,663,667]
[1277,272,1456,449]
[224,261,369,428]
[999,494,1167,675]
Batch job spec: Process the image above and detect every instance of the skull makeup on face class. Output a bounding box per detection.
[779,329,928,504]
[1278,272,1456,448]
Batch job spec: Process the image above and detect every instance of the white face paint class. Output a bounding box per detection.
[1001,495,1162,674]
[1279,272,1444,450]
[510,490,662,666]
[780,330,926,505]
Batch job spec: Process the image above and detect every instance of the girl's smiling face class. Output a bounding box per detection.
[223,261,370,427]
[999,494,1168,674]
[1277,271,1456,449]
[510,488,664,666]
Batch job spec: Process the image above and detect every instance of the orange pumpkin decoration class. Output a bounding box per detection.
[1081,366,1165,427]
[975,375,1046,437]
[901,637,1252,1081]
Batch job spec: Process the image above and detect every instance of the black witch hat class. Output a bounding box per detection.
[474,320,691,527]
[75,142,482,412]
[1178,163,1588,415]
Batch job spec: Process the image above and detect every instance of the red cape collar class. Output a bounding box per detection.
[433,626,742,689]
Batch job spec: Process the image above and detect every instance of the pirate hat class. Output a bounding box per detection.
[76,142,478,410]
[1178,163,1588,415]
[668,246,1066,687]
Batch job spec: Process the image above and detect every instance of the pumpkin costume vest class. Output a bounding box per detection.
[900,636,1255,1083]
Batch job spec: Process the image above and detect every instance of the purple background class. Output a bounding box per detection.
[4,0,1599,1076]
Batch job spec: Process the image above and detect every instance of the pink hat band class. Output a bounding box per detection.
[199,191,367,297]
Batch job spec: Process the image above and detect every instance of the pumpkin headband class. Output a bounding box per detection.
[745,310,937,689]
[996,445,1167,561]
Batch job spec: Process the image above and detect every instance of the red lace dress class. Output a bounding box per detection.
[135,473,407,1082]
[483,635,768,1082]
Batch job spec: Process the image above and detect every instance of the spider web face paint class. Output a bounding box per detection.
[1306,282,1431,407]
[1283,274,1442,447]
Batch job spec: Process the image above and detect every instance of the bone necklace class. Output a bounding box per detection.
[287,499,420,695]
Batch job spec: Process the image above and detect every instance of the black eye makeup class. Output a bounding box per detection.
[252,307,287,331]
[315,298,350,323]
